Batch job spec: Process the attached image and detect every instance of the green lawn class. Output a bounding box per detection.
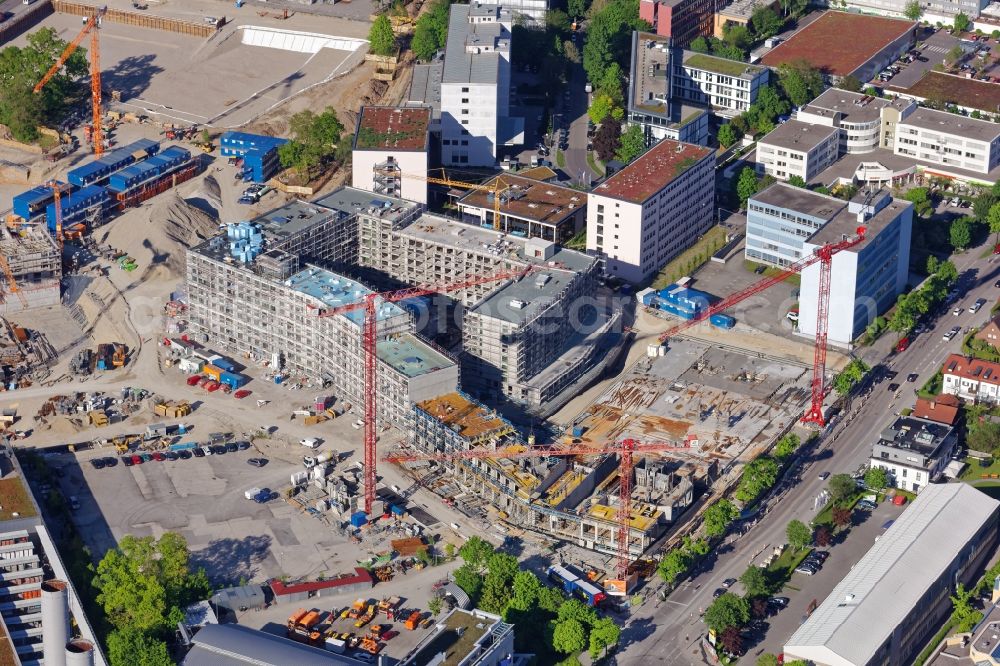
[683,53,762,77]
[650,225,729,289]
[960,457,1000,481]
[587,152,605,176]
[767,546,812,585]
[917,371,943,399]
[743,260,802,286]
[556,149,566,168]
[812,492,863,528]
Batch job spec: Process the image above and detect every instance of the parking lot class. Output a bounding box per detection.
[880,28,961,89]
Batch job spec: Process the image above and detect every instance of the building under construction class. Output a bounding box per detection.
[0,227,61,314]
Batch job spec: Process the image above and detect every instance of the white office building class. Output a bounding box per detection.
[471,0,548,23]
[784,483,1000,666]
[672,50,770,116]
[587,139,715,283]
[869,416,956,493]
[756,120,840,182]
[438,3,523,167]
[895,107,1000,176]
[351,106,432,204]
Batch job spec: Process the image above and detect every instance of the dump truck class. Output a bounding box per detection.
[347,599,367,620]
[287,609,322,645]
[354,605,375,628]
[112,344,126,367]
[404,610,422,630]
[377,596,401,620]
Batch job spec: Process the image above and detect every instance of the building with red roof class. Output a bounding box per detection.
[942,353,1000,404]
[912,394,961,426]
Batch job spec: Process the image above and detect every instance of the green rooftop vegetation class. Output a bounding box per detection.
[355,125,424,150]
[684,53,759,77]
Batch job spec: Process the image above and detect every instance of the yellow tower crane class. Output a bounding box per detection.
[392,170,510,230]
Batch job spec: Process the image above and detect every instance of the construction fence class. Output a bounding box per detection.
[52,1,221,38]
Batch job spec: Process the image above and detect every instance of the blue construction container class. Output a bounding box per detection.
[652,285,713,320]
[350,511,368,528]
[221,131,287,183]
[219,371,248,390]
[213,357,237,373]
[67,139,161,186]
[573,579,607,607]
[45,186,109,231]
[169,442,199,452]
[106,146,190,193]
[547,565,579,593]
[390,505,405,516]
[13,183,70,221]
[710,313,735,329]
[571,425,585,438]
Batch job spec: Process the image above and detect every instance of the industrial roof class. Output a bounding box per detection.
[894,70,1000,115]
[784,484,999,666]
[442,4,511,85]
[183,623,359,665]
[471,267,576,324]
[285,267,405,326]
[758,120,838,152]
[761,11,916,77]
[249,200,341,241]
[807,193,911,249]
[268,568,372,596]
[591,139,713,204]
[902,106,1000,144]
[631,32,671,116]
[457,175,585,225]
[354,106,432,151]
[875,415,953,456]
[377,334,455,378]
[409,62,443,114]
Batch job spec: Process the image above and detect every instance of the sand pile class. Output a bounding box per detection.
[75,275,138,346]
[185,173,223,219]
[96,192,218,279]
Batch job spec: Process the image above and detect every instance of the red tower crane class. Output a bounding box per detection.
[34,6,107,157]
[384,437,695,580]
[314,266,536,515]
[653,228,867,426]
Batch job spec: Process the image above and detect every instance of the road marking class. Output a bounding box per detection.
[664,599,689,607]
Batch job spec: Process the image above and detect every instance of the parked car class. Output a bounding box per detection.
[943,328,959,341]
[225,442,239,453]
[895,337,910,352]
[152,452,166,462]
[102,457,117,467]
[768,596,790,608]
[90,459,105,469]
[794,565,817,576]
[818,471,830,480]
[971,298,987,313]
[193,447,206,458]
[177,450,193,460]
[722,578,737,588]
[953,307,964,316]
[857,499,877,510]
[248,458,268,467]
[122,456,134,467]
[713,588,727,598]
[164,451,178,461]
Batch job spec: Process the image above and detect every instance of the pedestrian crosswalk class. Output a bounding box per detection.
[925,45,948,54]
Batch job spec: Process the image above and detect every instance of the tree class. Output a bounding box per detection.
[569,0,588,17]
[704,592,751,633]
[786,519,812,550]
[828,473,857,503]
[368,15,397,56]
[684,536,711,557]
[616,124,645,162]
[690,36,710,53]
[951,583,982,631]
[459,536,495,568]
[703,499,740,537]
[751,596,769,619]
[453,562,484,601]
[736,457,780,503]
[723,23,752,52]
[588,617,621,658]
[968,418,1000,454]
[428,595,443,615]
[833,358,870,394]
[740,566,770,598]
[737,167,761,207]
[838,75,863,93]
[279,107,345,174]
[564,40,581,64]
[778,60,825,107]
[553,619,588,654]
[864,467,888,492]
[788,175,807,188]
[904,0,923,19]
[832,505,853,529]
[717,123,740,148]
[588,94,615,125]
[557,599,598,627]
[593,121,622,163]
[719,626,744,656]
[510,570,542,611]
[658,547,692,585]
[107,628,173,666]
[815,525,832,547]
[774,433,800,459]
[954,11,970,33]
[987,202,1000,245]
[411,0,450,60]
[582,0,648,88]
[950,216,972,250]
[757,655,780,666]
[751,7,783,39]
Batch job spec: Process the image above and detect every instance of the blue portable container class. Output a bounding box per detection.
[13,183,70,221]
[350,511,368,527]
[213,357,237,373]
[45,185,109,231]
[710,313,735,329]
[219,371,247,390]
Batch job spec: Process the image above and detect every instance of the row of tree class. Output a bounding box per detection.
[887,253,958,333]
[452,537,621,661]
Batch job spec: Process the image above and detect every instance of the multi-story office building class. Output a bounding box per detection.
[838,0,987,21]
[471,0,548,23]
[437,4,522,167]
[894,107,1000,176]
[747,184,912,344]
[185,192,459,429]
[351,106,432,204]
[456,174,586,243]
[627,33,708,145]
[869,416,956,493]
[797,88,916,155]
[672,50,770,116]
[639,0,718,46]
[756,120,840,182]
[784,483,1000,666]
[587,138,715,283]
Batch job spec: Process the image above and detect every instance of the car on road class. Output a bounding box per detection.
[818,471,830,480]
[90,459,105,469]
[895,337,910,352]
[907,373,919,383]
[713,588,727,598]
[248,458,268,467]
[722,578,737,588]
[887,382,900,392]
[954,307,964,316]
[943,327,960,341]
[972,298,987,313]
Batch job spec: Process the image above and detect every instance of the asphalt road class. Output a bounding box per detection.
[616,243,1000,664]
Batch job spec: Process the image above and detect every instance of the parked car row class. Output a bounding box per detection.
[90,442,254,469]
[794,550,829,576]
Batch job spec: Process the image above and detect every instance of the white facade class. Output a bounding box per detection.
[756,121,840,182]
[351,150,428,204]
[586,139,715,283]
[941,354,1000,404]
[471,0,548,23]
[895,108,1000,176]
[672,52,770,115]
[439,4,518,167]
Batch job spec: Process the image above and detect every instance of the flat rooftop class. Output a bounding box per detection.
[354,106,432,151]
[591,139,713,204]
[750,182,845,220]
[442,4,510,85]
[312,186,421,225]
[250,200,342,241]
[376,333,455,378]
[682,51,764,78]
[471,267,577,324]
[876,415,952,455]
[0,476,37,520]
[758,119,838,152]
[404,609,493,666]
[718,0,771,20]
[809,192,911,249]
[417,392,513,440]
[409,63,443,114]
[894,70,1000,115]
[784,484,999,666]
[399,214,596,272]
[458,175,585,225]
[903,106,1000,143]
[285,267,404,326]
[761,11,915,77]
[803,87,913,124]
[632,32,671,115]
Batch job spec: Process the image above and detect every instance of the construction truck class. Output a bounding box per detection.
[404,610,422,630]
[354,605,375,629]
[359,636,380,654]
[377,596,401,620]
[112,343,126,367]
[287,609,322,645]
[347,599,367,620]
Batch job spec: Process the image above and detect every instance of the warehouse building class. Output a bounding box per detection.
[587,138,715,283]
[351,106,432,204]
[456,174,586,243]
[784,483,1000,666]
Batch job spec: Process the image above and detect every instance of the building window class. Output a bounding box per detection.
[462,87,469,92]
[462,98,469,103]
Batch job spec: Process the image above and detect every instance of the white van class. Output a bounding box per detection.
[299,438,320,449]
